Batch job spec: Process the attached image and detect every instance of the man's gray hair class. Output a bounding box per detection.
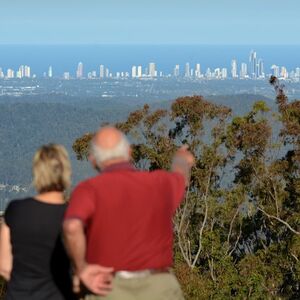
[90,132,130,165]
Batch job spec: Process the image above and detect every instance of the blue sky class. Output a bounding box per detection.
[0,0,299,45]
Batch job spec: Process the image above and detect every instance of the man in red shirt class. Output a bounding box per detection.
[63,126,194,299]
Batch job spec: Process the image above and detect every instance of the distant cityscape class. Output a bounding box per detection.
[0,50,300,81]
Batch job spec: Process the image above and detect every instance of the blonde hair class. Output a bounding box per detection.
[32,144,71,193]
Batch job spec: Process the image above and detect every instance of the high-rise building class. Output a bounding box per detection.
[149,62,156,77]
[240,63,248,79]
[280,66,288,79]
[195,64,201,78]
[48,66,53,78]
[271,65,280,77]
[7,69,14,79]
[221,68,228,79]
[214,68,221,79]
[249,50,257,78]
[76,62,83,79]
[24,65,30,78]
[0,68,4,78]
[231,59,238,78]
[137,66,142,78]
[185,63,190,77]
[17,65,25,78]
[105,68,109,78]
[257,59,264,78]
[132,66,137,78]
[63,72,70,80]
[173,64,180,77]
[205,68,212,79]
[99,65,105,78]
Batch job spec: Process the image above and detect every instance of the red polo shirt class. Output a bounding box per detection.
[64,162,185,271]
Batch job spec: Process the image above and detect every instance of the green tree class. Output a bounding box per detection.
[73,80,300,299]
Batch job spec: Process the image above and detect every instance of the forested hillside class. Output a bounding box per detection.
[0,94,271,202]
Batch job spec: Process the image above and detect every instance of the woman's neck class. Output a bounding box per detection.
[35,191,65,204]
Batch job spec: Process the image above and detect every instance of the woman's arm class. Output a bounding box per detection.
[0,222,12,281]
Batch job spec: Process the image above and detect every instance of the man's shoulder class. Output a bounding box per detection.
[73,176,100,192]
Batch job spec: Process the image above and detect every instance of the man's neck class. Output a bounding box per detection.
[101,159,130,170]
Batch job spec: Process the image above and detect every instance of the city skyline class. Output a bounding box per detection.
[1,50,299,81]
[1,1,300,45]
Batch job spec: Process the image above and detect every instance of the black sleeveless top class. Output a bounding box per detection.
[4,197,76,300]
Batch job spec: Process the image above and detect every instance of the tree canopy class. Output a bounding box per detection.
[72,78,300,299]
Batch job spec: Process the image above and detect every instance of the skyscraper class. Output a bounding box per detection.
[240,63,248,79]
[173,64,180,77]
[231,59,238,78]
[131,66,137,78]
[149,62,156,77]
[205,68,212,79]
[280,66,288,79]
[63,72,70,80]
[137,66,142,78]
[99,65,105,78]
[249,50,257,78]
[18,65,25,78]
[76,62,83,79]
[214,68,221,79]
[271,65,280,77]
[24,65,30,78]
[105,68,109,78]
[221,68,227,79]
[185,63,190,77]
[257,59,264,78]
[7,69,14,79]
[48,66,53,78]
[195,63,201,78]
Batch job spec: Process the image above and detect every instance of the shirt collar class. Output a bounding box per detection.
[102,161,136,173]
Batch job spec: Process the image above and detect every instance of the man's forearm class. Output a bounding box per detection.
[171,156,192,186]
[63,219,87,274]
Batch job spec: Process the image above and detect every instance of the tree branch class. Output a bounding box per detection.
[191,166,212,268]
[258,207,300,236]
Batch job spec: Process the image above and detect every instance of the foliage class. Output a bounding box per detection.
[72,81,300,299]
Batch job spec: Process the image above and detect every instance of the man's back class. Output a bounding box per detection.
[65,162,185,271]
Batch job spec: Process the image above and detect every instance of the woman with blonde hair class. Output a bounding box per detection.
[0,144,76,300]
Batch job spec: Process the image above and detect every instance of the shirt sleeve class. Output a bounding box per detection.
[158,171,186,211]
[64,182,96,225]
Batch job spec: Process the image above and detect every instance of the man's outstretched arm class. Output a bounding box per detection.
[171,145,195,186]
[63,219,113,296]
